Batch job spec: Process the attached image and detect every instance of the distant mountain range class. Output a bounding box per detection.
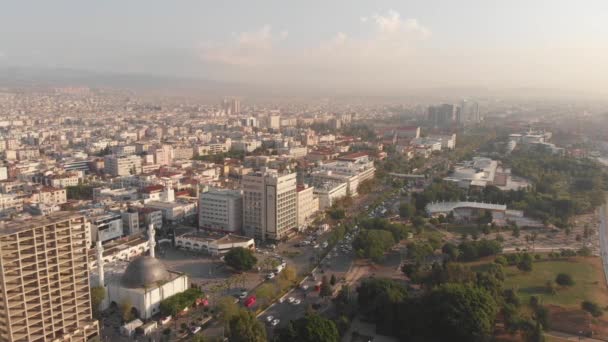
[0,66,604,102]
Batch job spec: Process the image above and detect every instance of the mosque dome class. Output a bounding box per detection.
[121,256,170,288]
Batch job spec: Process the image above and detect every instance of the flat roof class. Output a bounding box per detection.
[426,201,507,213]
[0,211,83,236]
[178,231,253,244]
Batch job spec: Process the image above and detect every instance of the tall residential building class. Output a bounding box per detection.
[427,104,460,128]
[460,100,480,124]
[103,154,142,176]
[242,170,297,241]
[199,188,243,233]
[296,184,319,228]
[0,213,99,341]
[221,98,240,115]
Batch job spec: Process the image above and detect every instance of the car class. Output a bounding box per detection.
[279,297,285,303]
[190,326,201,334]
[159,316,172,325]
[301,284,309,291]
[266,315,274,322]
[293,299,301,305]
[239,291,248,299]
[287,296,295,303]
[266,273,275,280]
[271,319,280,326]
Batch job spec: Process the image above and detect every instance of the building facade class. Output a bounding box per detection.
[0,213,99,341]
[242,170,297,241]
[198,188,243,233]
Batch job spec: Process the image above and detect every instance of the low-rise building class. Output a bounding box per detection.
[175,232,255,256]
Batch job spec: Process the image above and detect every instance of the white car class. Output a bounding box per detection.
[266,273,275,280]
[266,315,274,322]
[271,319,280,326]
[292,299,301,305]
[190,326,201,334]
[239,291,248,299]
[301,284,309,291]
[287,296,295,303]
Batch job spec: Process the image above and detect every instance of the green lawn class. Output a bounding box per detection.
[446,225,480,236]
[503,257,607,308]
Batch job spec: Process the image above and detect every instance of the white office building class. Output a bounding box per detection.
[199,188,243,233]
[242,170,297,241]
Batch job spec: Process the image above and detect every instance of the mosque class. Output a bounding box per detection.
[91,224,189,319]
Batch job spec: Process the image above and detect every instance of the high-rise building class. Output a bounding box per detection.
[199,188,243,233]
[427,104,459,128]
[460,100,480,124]
[242,170,297,241]
[0,213,99,341]
[221,98,240,115]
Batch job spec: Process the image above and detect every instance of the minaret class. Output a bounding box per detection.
[148,223,156,258]
[96,239,105,287]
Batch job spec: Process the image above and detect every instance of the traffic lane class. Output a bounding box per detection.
[260,289,310,329]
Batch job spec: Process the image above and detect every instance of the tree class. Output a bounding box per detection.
[411,216,425,229]
[216,296,240,324]
[517,253,533,272]
[581,301,603,317]
[90,286,106,319]
[320,275,332,298]
[422,284,498,342]
[399,202,415,219]
[357,278,407,334]
[120,299,134,322]
[255,283,277,305]
[352,229,395,262]
[224,247,257,271]
[276,313,339,342]
[555,273,575,287]
[442,243,460,261]
[229,309,267,342]
[545,280,557,295]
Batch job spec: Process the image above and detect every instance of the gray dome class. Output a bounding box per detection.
[121,256,170,288]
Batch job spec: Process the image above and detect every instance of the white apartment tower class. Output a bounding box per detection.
[242,170,297,241]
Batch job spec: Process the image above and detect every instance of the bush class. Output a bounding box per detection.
[494,255,507,266]
[516,253,533,272]
[555,273,575,287]
[581,301,603,317]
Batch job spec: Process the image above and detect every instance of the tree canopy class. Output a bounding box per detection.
[276,313,340,342]
[228,309,267,342]
[224,247,257,271]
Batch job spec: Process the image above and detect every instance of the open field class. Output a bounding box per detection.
[502,257,608,308]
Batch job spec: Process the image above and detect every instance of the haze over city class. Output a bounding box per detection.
[1,2,608,342]
[2,0,608,95]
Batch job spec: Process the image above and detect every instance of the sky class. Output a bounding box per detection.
[1,0,608,93]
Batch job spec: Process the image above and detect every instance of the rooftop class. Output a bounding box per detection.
[0,211,83,236]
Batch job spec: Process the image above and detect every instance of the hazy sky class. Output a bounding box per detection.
[2,0,608,93]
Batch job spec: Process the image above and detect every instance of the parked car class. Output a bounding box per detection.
[266,273,275,280]
[190,326,201,334]
[271,319,280,326]
[266,315,274,323]
[239,291,248,299]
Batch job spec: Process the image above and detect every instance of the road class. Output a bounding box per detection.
[598,198,608,286]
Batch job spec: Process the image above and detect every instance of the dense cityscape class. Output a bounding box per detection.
[2,2,608,342]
